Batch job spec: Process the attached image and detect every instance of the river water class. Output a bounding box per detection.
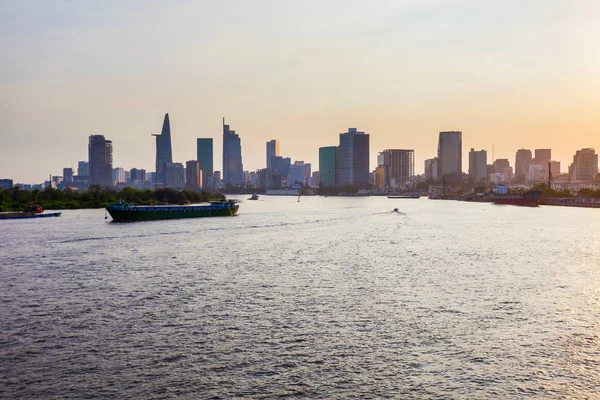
[1,196,599,399]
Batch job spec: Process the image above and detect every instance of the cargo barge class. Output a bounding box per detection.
[0,211,62,220]
[0,204,62,220]
[493,191,542,207]
[106,200,239,222]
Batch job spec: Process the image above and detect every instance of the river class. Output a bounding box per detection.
[1,196,599,398]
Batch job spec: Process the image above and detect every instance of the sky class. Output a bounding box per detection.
[1,0,599,183]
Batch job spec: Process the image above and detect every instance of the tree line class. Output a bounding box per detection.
[0,185,225,211]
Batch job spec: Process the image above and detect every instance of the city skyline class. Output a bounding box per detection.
[1,1,599,183]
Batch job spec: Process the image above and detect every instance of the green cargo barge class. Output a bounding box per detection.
[105,200,239,222]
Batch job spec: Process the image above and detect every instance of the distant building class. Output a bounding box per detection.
[311,171,320,187]
[244,170,259,186]
[494,159,510,173]
[77,161,89,177]
[375,165,387,188]
[569,148,598,181]
[437,131,462,181]
[468,148,487,182]
[88,135,113,187]
[222,118,243,186]
[271,156,291,178]
[318,146,338,187]
[527,164,544,182]
[287,161,311,186]
[164,162,185,189]
[378,149,415,187]
[266,140,280,169]
[153,113,173,187]
[63,168,74,185]
[515,149,532,181]
[185,160,202,191]
[0,179,13,189]
[129,168,146,185]
[338,128,370,186]
[257,168,276,189]
[534,149,551,176]
[424,158,438,181]
[196,138,213,188]
[112,167,126,184]
[549,161,560,178]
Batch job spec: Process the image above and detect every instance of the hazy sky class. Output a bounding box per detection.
[1,0,599,183]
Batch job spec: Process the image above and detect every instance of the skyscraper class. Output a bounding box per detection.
[88,135,113,187]
[266,140,280,169]
[437,131,462,181]
[186,160,202,191]
[378,149,415,187]
[515,149,533,181]
[112,167,125,183]
[222,118,243,186]
[319,146,338,187]
[338,128,370,187]
[63,168,73,185]
[287,161,311,186]
[424,158,438,181]
[77,161,89,177]
[468,148,487,182]
[164,162,185,188]
[153,113,173,187]
[569,148,598,181]
[197,138,213,187]
[534,149,551,176]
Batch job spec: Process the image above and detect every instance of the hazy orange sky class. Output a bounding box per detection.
[1,0,599,183]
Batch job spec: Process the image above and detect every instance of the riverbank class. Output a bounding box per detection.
[0,186,225,212]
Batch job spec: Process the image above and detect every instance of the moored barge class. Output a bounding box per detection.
[106,200,239,222]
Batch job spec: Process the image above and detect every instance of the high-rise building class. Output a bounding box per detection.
[266,140,280,169]
[437,131,462,181]
[112,167,126,183]
[222,118,243,186]
[338,128,370,186]
[271,156,291,178]
[185,160,202,191]
[196,138,213,187]
[549,161,560,178]
[569,148,598,181]
[534,149,552,176]
[378,149,415,187]
[77,161,89,177]
[0,179,13,189]
[152,113,173,187]
[287,161,311,186]
[129,168,146,184]
[424,158,438,181]
[494,159,510,173]
[468,148,487,182]
[63,168,73,185]
[515,149,532,181]
[88,135,113,187]
[319,146,338,187]
[164,162,185,188]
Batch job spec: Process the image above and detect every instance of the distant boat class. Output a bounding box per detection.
[0,211,62,220]
[0,204,61,220]
[248,193,259,200]
[388,194,420,199]
[493,191,542,207]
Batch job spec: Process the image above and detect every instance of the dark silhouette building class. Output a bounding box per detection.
[437,131,462,181]
[153,113,173,187]
[338,128,370,187]
[196,138,213,188]
[222,118,243,186]
[88,135,113,187]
